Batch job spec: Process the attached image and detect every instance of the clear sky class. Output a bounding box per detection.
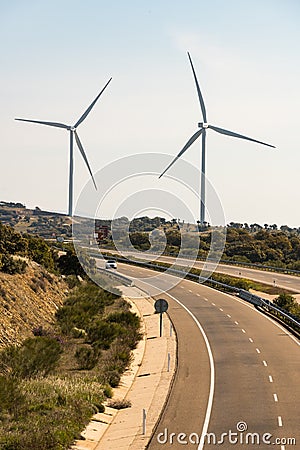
[1,0,299,226]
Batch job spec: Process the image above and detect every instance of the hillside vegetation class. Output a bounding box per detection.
[0,220,142,449]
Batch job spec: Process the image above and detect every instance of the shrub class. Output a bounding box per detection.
[75,346,100,370]
[0,336,63,378]
[87,321,125,349]
[0,376,24,418]
[0,254,27,274]
[107,398,131,409]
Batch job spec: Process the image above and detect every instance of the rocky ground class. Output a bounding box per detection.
[0,262,68,348]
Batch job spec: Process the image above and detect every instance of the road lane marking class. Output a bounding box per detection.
[188,289,193,293]
[269,375,273,383]
[117,263,300,347]
[256,348,261,353]
[234,321,239,325]
[242,329,246,333]
[165,292,215,450]
[249,338,253,343]
[227,314,231,318]
[219,308,223,311]
[278,416,283,427]
[263,360,268,366]
[181,286,185,289]
[196,293,201,297]
[273,393,278,402]
[212,302,216,306]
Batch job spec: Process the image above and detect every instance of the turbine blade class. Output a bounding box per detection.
[74,130,97,190]
[208,125,275,148]
[187,52,207,123]
[159,128,203,178]
[15,118,69,129]
[75,77,112,128]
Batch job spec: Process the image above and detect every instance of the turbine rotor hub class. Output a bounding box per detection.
[70,126,76,132]
[198,122,208,129]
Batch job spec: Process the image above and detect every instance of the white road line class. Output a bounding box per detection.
[269,375,273,383]
[181,286,185,289]
[227,314,231,318]
[273,393,278,402]
[278,416,283,427]
[188,289,193,293]
[212,302,216,306]
[242,329,246,333]
[263,360,268,366]
[256,348,261,354]
[164,292,215,450]
[249,338,253,343]
[204,297,208,301]
[196,293,201,297]
[234,321,239,325]
[219,308,223,311]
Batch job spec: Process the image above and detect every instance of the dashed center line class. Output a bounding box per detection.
[263,360,268,367]
[188,289,193,293]
[219,308,223,311]
[180,286,184,289]
[249,338,253,343]
[196,293,200,297]
[241,329,246,333]
[273,393,278,402]
[234,321,239,325]
[278,416,283,427]
[256,348,261,354]
[212,302,216,306]
[227,314,231,318]
[269,375,273,383]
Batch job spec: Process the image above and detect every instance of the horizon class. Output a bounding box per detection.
[0,200,298,229]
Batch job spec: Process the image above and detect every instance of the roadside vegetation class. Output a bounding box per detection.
[0,222,141,449]
[0,279,141,449]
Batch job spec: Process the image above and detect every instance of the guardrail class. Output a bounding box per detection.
[109,256,300,335]
[97,267,134,287]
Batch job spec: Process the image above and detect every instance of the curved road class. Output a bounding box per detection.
[118,263,299,450]
[99,249,300,292]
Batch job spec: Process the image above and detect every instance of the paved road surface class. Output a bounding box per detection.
[99,248,300,292]
[118,263,299,450]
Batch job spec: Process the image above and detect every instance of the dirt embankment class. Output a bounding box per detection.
[0,262,68,348]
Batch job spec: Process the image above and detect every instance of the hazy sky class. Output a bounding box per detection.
[1,0,299,226]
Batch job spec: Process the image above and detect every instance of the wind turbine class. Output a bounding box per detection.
[159,53,275,225]
[15,78,112,217]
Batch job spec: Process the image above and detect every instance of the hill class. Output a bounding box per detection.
[0,261,67,348]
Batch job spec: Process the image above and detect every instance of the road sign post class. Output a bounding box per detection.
[154,299,169,337]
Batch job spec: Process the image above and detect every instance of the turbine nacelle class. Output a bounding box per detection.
[198,122,209,129]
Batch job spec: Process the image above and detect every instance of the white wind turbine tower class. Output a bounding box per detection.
[159,53,275,225]
[16,78,112,217]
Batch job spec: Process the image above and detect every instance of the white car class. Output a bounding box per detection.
[105,260,117,269]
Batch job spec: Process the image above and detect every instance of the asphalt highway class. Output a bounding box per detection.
[99,249,300,292]
[117,263,299,450]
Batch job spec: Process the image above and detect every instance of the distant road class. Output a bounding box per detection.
[99,249,300,293]
[117,263,300,450]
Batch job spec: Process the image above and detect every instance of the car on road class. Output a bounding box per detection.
[105,260,117,269]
